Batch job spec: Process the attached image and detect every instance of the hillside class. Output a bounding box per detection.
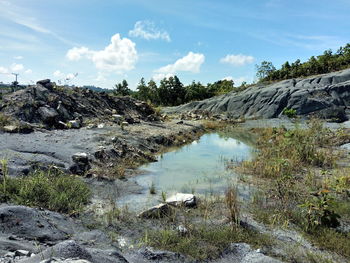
[165,69,350,122]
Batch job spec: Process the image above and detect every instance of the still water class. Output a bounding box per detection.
[117,131,254,210]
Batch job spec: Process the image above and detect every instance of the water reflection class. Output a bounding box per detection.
[117,131,255,210]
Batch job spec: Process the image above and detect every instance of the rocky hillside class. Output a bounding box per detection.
[165,69,350,122]
[0,79,156,129]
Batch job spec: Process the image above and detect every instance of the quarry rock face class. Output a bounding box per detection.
[165,69,350,122]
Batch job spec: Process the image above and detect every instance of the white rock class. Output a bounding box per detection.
[68,120,81,129]
[166,193,197,207]
[97,124,105,128]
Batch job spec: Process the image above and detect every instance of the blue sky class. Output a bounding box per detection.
[0,0,349,89]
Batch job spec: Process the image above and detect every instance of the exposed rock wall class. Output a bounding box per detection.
[165,69,350,121]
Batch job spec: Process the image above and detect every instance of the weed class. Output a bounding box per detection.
[149,182,156,195]
[225,186,240,226]
[0,113,11,128]
[143,224,272,261]
[282,107,297,118]
[0,167,91,214]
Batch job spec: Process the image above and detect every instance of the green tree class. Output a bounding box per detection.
[256,61,276,81]
[114,80,131,96]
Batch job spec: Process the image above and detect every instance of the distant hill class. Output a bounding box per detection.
[82,85,113,93]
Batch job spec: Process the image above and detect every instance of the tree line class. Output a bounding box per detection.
[256,43,350,82]
[114,76,248,106]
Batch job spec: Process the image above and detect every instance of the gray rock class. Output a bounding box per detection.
[164,69,350,122]
[20,241,128,263]
[0,206,76,242]
[138,203,173,219]
[37,106,59,124]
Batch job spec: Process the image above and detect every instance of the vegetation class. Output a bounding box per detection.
[240,120,350,259]
[256,43,350,82]
[142,190,272,261]
[0,113,11,128]
[114,77,249,106]
[144,225,271,261]
[0,162,91,214]
[282,107,297,118]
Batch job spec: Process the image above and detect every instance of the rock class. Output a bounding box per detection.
[166,193,197,207]
[20,240,128,263]
[112,114,123,124]
[36,79,51,86]
[39,259,91,263]
[37,106,59,125]
[164,69,350,122]
[20,240,92,263]
[70,153,90,175]
[138,203,173,219]
[14,249,31,257]
[2,125,18,133]
[57,121,68,129]
[68,120,81,129]
[139,247,185,262]
[176,225,188,235]
[219,243,284,263]
[97,124,104,129]
[121,121,129,127]
[0,205,75,242]
[72,153,89,164]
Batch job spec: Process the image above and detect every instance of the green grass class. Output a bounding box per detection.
[143,224,273,261]
[0,164,91,214]
[306,228,350,260]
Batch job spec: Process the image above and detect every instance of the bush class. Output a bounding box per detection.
[0,165,91,214]
[282,107,297,118]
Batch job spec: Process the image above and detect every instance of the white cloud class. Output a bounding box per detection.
[0,1,76,46]
[156,52,205,75]
[10,63,24,72]
[222,76,249,86]
[129,21,170,42]
[66,73,76,80]
[220,54,255,66]
[152,73,175,82]
[24,69,32,74]
[66,34,138,73]
[14,55,23,60]
[66,47,91,61]
[53,70,63,78]
[0,66,9,74]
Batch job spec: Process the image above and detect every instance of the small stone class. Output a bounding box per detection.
[72,152,89,164]
[2,125,18,133]
[112,114,122,124]
[15,249,31,257]
[97,124,105,128]
[68,120,81,129]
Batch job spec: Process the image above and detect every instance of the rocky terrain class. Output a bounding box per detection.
[165,69,350,122]
[1,77,349,263]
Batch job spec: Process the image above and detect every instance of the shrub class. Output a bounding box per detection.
[0,165,91,214]
[282,107,297,118]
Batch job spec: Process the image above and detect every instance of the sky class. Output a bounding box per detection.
[0,0,349,90]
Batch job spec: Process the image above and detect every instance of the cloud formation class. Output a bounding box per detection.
[156,52,205,75]
[10,63,24,72]
[129,21,170,42]
[66,34,138,73]
[220,54,254,66]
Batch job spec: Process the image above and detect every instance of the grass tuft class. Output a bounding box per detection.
[0,164,91,214]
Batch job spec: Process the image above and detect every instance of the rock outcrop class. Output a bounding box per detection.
[0,80,156,129]
[165,69,350,122]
